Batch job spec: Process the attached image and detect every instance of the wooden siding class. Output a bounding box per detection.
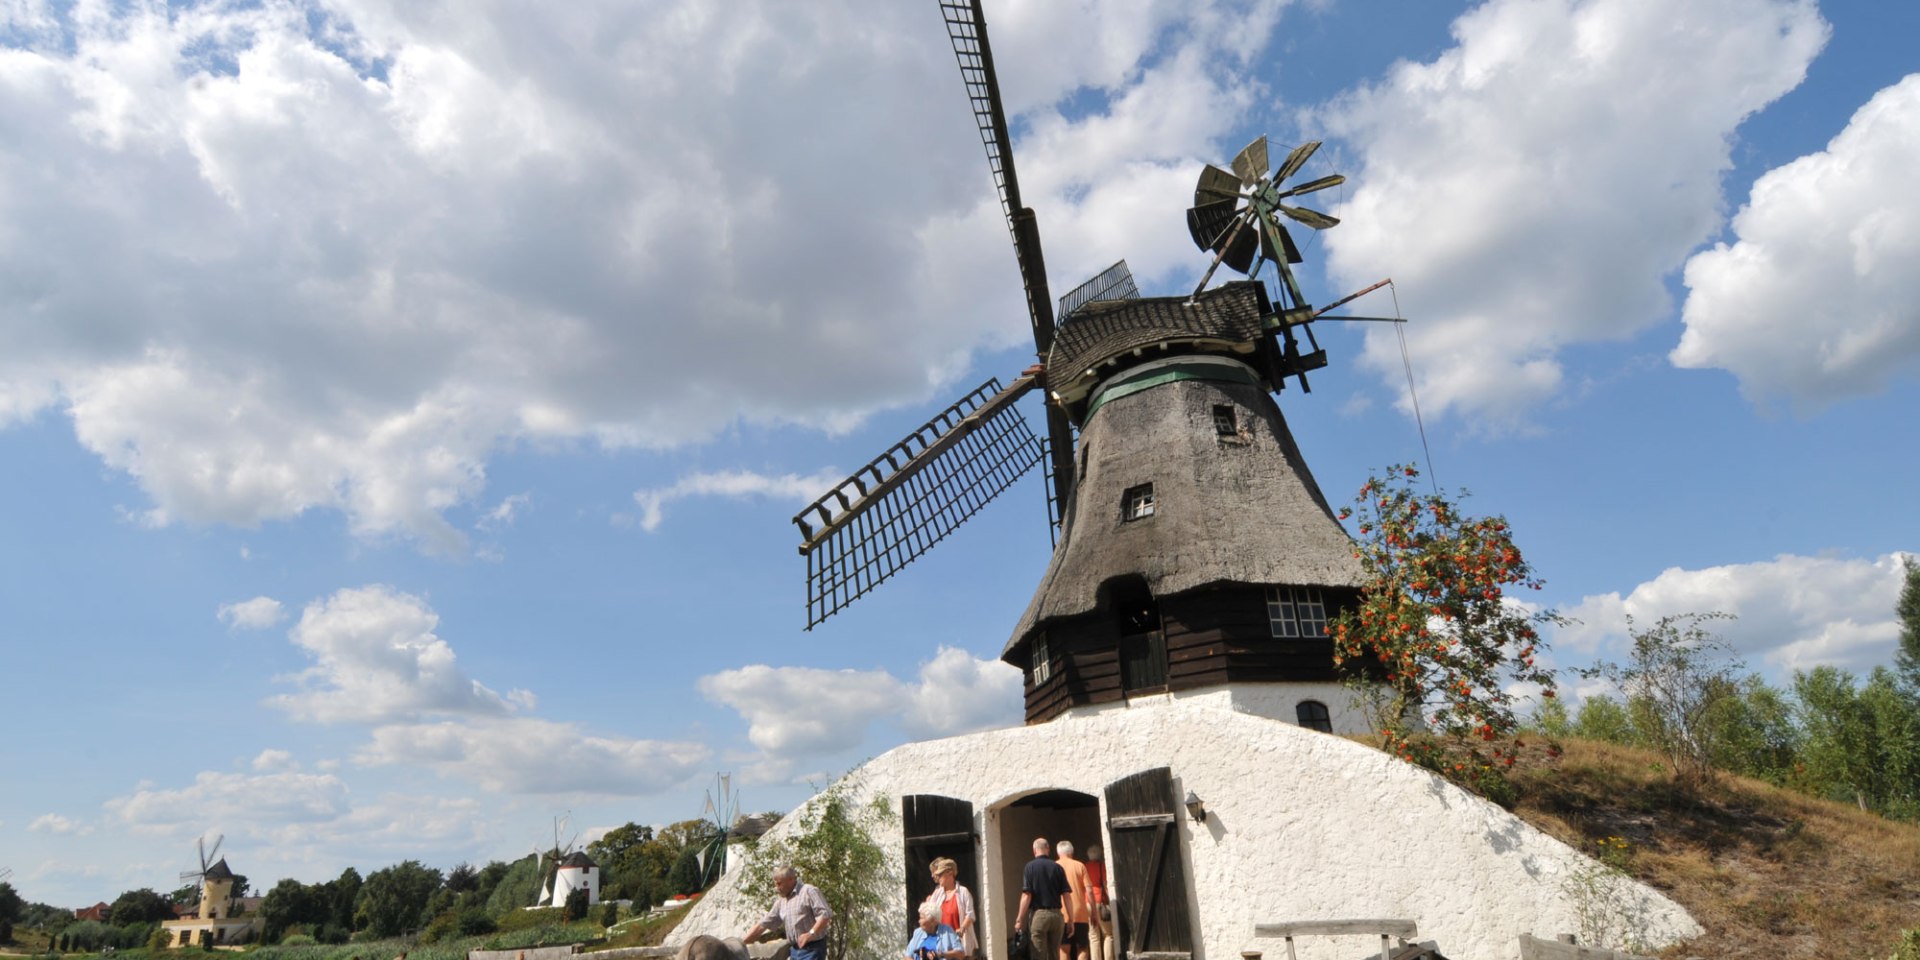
[1021,584,1360,723]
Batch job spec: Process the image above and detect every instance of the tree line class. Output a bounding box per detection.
[0,813,770,950]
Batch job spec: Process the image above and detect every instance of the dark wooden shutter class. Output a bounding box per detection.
[902,795,978,935]
[1104,768,1194,960]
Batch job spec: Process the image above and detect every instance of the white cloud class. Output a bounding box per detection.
[1318,0,1828,427]
[354,717,709,796]
[899,646,1024,739]
[477,492,531,530]
[29,813,87,835]
[251,748,295,772]
[699,647,1021,772]
[698,664,905,757]
[633,469,845,533]
[104,770,350,828]
[1558,552,1912,674]
[1674,73,1920,407]
[268,585,534,724]
[217,596,284,630]
[0,0,1292,548]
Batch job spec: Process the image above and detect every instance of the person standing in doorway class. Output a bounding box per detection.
[1055,841,1091,960]
[925,857,978,957]
[1085,845,1114,960]
[743,865,834,960]
[1013,838,1071,960]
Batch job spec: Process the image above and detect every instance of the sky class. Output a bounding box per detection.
[1,0,1916,910]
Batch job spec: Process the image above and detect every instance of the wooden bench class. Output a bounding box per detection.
[1248,919,1437,960]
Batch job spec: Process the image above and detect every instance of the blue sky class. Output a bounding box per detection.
[2,0,1916,909]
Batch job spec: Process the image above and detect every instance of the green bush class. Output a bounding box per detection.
[456,908,496,937]
[1889,927,1920,960]
[282,934,317,946]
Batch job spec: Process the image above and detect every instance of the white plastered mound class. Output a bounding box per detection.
[672,697,1700,960]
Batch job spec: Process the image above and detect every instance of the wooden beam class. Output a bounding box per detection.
[1253,920,1418,939]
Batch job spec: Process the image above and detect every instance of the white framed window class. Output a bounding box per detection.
[1123,483,1155,520]
[1212,404,1237,436]
[1266,585,1327,638]
[1031,634,1052,685]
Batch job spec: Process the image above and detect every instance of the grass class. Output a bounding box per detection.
[588,909,689,952]
[1504,737,1920,959]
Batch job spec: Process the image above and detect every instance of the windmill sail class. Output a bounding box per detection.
[939,0,1076,517]
[795,376,1042,628]
[1058,260,1141,322]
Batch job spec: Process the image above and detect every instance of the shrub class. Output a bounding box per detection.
[457,908,496,937]
[561,888,588,923]
[740,780,898,960]
[1329,465,1561,780]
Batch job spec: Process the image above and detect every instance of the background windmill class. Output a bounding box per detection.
[693,774,740,888]
[177,834,235,921]
[535,814,581,907]
[177,834,223,890]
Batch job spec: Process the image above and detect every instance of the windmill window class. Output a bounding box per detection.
[1296,699,1333,733]
[1212,404,1237,436]
[1123,483,1155,520]
[1031,634,1053,685]
[1267,585,1328,638]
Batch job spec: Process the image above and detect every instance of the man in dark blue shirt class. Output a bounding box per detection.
[1014,838,1072,960]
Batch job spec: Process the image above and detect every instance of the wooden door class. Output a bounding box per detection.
[1104,768,1195,960]
[902,795,980,937]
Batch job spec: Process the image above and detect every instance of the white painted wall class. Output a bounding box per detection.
[551,865,599,906]
[672,696,1699,960]
[1068,683,1375,735]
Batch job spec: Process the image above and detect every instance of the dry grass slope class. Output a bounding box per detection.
[1506,738,1920,959]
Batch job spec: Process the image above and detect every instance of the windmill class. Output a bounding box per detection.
[693,774,741,888]
[535,814,580,907]
[178,834,224,889]
[793,0,1394,727]
[178,834,235,920]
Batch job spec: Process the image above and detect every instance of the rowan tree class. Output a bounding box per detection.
[1328,465,1560,782]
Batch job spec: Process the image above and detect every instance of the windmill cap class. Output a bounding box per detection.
[203,858,234,880]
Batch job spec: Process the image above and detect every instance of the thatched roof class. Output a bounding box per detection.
[1005,362,1364,658]
[1048,282,1270,412]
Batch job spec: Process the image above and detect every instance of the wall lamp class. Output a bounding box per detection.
[1183,789,1207,823]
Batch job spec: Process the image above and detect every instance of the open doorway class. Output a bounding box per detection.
[992,790,1102,957]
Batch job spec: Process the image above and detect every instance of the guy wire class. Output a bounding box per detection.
[1388,281,1438,495]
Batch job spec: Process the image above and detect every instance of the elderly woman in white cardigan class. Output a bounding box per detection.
[923,857,978,958]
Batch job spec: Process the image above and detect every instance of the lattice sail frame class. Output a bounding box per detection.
[795,377,1043,629]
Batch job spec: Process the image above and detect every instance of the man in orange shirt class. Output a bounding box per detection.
[1055,841,1092,960]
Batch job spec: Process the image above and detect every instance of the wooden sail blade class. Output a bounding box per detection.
[941,0,1071,511]
[1280,203,1340,230]
[1231,135,1269,185]
[796,376,1043,628]
[1194,164,1242,206]
[1278,172,1345,198]
[1273,139,1322,183]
